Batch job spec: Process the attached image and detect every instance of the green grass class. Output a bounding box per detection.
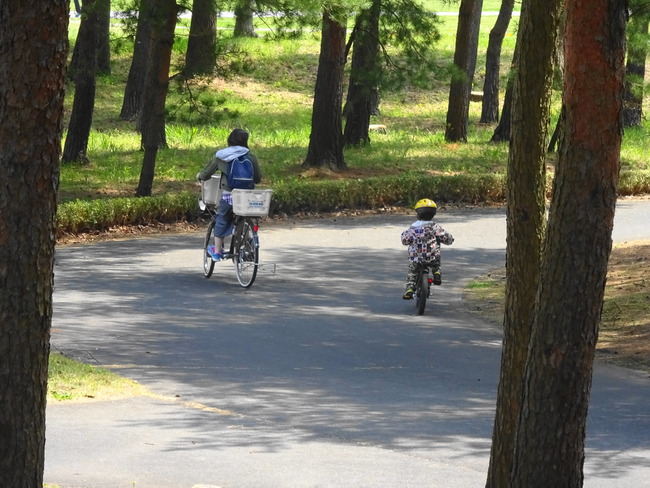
[57,5,649,235]
[48,352,144,401]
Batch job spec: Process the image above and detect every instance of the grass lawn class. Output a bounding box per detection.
[61,7,649,205]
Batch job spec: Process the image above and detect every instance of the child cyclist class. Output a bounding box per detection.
[401,198,454,300]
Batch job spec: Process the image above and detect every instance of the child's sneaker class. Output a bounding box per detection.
[207,246,222,262]
[403,288,414,300]
[433,271,442,285]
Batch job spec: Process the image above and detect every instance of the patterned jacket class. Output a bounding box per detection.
[401,220,454,263]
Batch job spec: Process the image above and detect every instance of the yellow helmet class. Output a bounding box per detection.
[414,198,437,219]
[414,198,437,210]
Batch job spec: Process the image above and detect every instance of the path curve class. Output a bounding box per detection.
[45,201,650,488]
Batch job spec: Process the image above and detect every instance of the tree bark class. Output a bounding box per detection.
[445,0,484,142]
[69,0,109,77]
[510,1,627,486]
[491,75,513,141]
[0,1,68,486]
[68,7,88,79]
[120,0,154,120]
[62,0,99,164]
[343,0,381,147]
[96,0,111,74]
[485,0,562,485]
[136,0,178,197]
[480,0,514,123]
[303,9,347,170]
[234,0,257,38]
[622,14,648,128]
[548,103,565,153]
[184,0,217,77]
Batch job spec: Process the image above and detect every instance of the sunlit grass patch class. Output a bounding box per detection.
[48,352,144,402]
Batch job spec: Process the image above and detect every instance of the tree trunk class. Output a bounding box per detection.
[184,0,217,77]
[622,14,648,128]
[69,0,109,77]
[343,0,381,147]
[445,0,484,142]
[491,76,513,141]
[136,0,178,197]
[0,1,68,486]
[547,103,565,153]
[480,0,514,123]
[485,0,562,485]
[62,0,99,164]
[96,0,111,74]
[120,0,154,120]
[234,0,257,38]
[510,1,627,486]
[68,8,87,79]
[303,9,347,170]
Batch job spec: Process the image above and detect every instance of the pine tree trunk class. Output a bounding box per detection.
[491,60,515,141]
[445,0,483,142]
[136,0,178,197]
[120,0,153,120]
[622,15,648,128]
[480,0,514,124]
[96,0,111,74]
[0,1,68,486]
[547,103,565,153]
[303,10,347,170]
[510,1,626,486]
[68,10,87,79]
[234,0,257,38]
[184,0,217,77]
[343,0,380,147]
[485,0,562,485]
[62,0,99,164]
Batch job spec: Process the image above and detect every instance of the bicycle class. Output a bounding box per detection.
[413,264,433,315]
[412,237,441,316]
[199,175,273,288]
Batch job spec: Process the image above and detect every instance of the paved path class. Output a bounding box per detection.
[45,201,650,488]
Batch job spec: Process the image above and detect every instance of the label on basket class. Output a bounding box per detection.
[232,189,273,216]
[248,200,265,210]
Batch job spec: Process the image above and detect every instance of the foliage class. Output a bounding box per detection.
[376,0,444,90]
[58,192,197,236]
[58,5,650,235]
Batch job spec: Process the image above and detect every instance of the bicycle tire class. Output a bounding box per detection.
[203,218,216,278]
[416,270,428,315]
[235,219,259,288]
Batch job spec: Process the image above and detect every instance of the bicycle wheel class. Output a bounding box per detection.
[416,270,428,315]
[203,218,216,278]
[235,219,259,288]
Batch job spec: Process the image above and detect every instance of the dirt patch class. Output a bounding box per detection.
[464,240,650,373]
[599,240,650,371]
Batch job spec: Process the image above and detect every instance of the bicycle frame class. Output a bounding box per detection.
[201,204,261,288]
[414,264,433,316]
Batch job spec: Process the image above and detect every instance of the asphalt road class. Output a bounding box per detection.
[45,201,650,488]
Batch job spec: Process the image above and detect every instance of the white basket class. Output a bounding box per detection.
[201,174,222,206]
[232,189,273,217]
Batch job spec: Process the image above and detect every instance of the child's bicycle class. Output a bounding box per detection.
[411,236,441,315]
[199,175,273,288]
[413,265,433,315]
